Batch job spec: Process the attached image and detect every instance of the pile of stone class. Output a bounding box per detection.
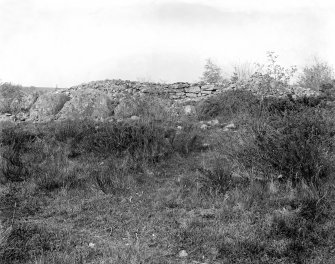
[0,78,326,124]
[64,79,227,101]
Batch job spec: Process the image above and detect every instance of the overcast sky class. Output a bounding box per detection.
[0,0,334,87]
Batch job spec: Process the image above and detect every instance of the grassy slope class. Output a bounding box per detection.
[1,93,335,264]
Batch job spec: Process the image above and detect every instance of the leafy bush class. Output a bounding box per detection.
[196,89,260,120]
[298,57,334,90]
[231,51,297,98]
[254,51,297,86]
[262,95,323,117]
[0,83,24,114]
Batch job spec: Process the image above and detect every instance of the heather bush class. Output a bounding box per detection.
[114,95,176,123]
[261,95,323,117]
[52,118,96,143]
[73,120,172,163]
[244,108,335,186]
[195,89,260,121]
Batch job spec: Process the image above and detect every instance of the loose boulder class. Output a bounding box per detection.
[57,89,115,120]
[29,92,70,121]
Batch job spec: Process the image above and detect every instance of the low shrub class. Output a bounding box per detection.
[298,57,334,91]
[248,108,335,186]
[0,83,23,114]
[75,120,172,163]
[52,119,95,143]
[262,95,324,117]
[195,89,260,121]
[114,95,176,122]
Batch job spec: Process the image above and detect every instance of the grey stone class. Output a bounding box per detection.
[185,93,198,98]
[185,86,201,93]
[183,105,196,115]
[202,84,216,91]
[57,89,114,120]
[30,92,70,120]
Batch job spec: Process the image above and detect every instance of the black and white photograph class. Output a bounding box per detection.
[0,0,335,263]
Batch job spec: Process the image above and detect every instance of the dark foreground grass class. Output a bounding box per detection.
[1,95,335,263]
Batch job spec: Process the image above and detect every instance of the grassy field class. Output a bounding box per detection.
[1,89,335,264]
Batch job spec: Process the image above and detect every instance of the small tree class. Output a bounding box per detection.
[201,58,224,84]
[252,51,297,97]
[298,57,334,91]
[255,51,297,85]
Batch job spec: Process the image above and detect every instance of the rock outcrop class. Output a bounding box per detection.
[56,89,115,120]
[30,93,70,121]
[0,78,326,124]
[66,79,227,101]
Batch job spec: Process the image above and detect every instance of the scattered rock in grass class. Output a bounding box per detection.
[178,249,188,258]
[184,105,196,115]
[225,123,236,130]
[268,180,279,194]
[30,92,70,121]
[130,115,140,120]
[88,242,95,248]
[200,124,208,130]
[199,208,216,219]
[207,119,219,126]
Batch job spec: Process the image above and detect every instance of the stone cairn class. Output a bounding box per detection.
[60,78,319,101]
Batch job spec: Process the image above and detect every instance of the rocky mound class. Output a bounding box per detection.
[0,79,326,124]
